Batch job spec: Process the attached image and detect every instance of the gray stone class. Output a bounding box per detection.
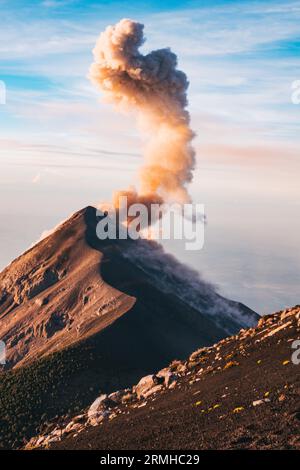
[135,375,157,399]
[252,398,271,407]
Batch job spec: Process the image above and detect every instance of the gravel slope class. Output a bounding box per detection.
[51,306,300,450]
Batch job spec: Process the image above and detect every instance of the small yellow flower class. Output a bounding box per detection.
[213,404,221,409]
[282,360,290,366]
[264,391,270,397]
[233,407,244,413]
[195,401,202,406]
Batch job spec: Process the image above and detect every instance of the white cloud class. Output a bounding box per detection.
[149,1,300,57]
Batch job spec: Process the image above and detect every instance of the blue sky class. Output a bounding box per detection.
[1,0,300,145]
[0,0,299,313]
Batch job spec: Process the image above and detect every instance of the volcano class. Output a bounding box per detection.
[0,206,259,449]
[0,206,258,370]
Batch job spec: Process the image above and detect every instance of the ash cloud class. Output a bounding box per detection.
[89,18,195,209]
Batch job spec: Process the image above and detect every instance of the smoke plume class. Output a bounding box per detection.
[89,18,195,209]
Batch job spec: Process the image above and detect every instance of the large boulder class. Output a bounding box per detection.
[134,374,164,399]
[88,394,116,425]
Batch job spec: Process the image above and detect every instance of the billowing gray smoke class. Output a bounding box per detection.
[89,18,195,209]
[89,21,257,332]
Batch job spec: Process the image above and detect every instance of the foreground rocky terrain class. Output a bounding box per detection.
[27,305,300,450]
